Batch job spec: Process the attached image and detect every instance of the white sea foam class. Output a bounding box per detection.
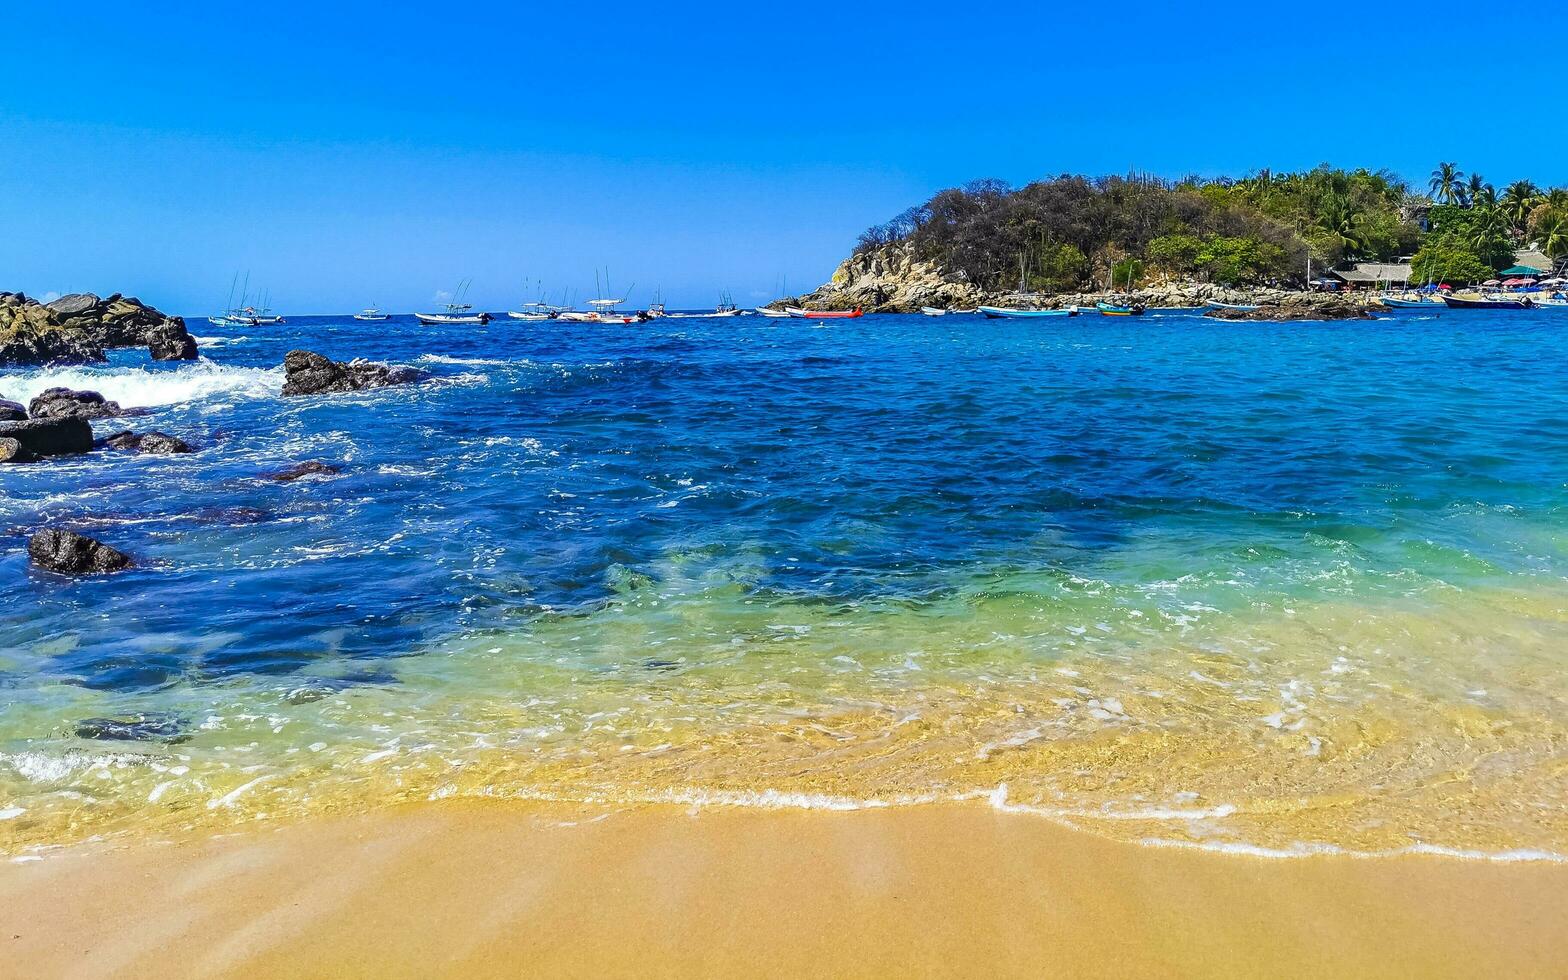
[0,361,282,408]
[415,354,517,366]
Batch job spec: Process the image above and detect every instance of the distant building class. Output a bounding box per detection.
[1330,262,1413,288]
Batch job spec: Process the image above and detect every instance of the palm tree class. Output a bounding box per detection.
[1429,162,1465,205]
[1319,193,1366,258]
[1470,182,1498,211]
[1502,180,1542,229]
[1534,212,1568,263]
[1465,173,1487,207]
[1468,205,1510,258]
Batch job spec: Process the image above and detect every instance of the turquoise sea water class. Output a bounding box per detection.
[3,309,1568,856]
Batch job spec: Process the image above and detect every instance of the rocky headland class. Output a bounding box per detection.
[785,241,1387,320]
[0,291,198,366]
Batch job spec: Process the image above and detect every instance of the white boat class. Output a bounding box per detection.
[920,306,948,316]
[418,280,490,324]
[755,307,791,318]
[416,304,492,325]
[354,307,389,321]
[977,306,1077,318]
[507,303,557,321]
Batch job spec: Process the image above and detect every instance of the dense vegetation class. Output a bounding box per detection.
[856,164,1568,291]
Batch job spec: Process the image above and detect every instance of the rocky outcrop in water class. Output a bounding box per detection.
[145,319,200,361]
[46,292,198,359]
[101,430,194,454]
[27,387,129,421]
[0,291,197,366]
[0,399,25,422]
[0,416,94,461]
[27,528,133,575]
[265,460,341,482]
[281,350,425,397]
[0,292,106,365]
[1204,300,1372,322]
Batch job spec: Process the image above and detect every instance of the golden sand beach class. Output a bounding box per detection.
[3,800,1565,979]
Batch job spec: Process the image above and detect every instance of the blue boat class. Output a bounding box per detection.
[1440,295,1531,310]
[978,306,1078,318]
[1096,301,1145,316]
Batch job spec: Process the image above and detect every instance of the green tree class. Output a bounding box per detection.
[1429,162,1465,205]
[1410,240,1492,284]
[1147,234,1204,273]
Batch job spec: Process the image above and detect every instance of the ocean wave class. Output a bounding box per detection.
[191,335,249,347]
[0,361,282,408]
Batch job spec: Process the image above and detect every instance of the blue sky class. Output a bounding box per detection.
[2,0,1560,313]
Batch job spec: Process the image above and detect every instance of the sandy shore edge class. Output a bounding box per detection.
[2,799,1565,979]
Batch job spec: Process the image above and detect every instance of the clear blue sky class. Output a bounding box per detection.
[2,0,1559,313]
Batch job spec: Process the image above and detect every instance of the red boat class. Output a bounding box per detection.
[785,306,863,319]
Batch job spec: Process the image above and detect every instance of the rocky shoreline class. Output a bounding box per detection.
[785,241,1386,320]
[2,313,426,574]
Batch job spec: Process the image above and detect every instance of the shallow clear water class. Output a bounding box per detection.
[3,309,1568,857]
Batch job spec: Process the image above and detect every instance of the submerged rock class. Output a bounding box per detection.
[100,430,194,454]
[265,460,341,482]
[0,416,94,460]
[280,349,425,397]
[27,528,134,575]
[74,714,188,743]
[0,398,26,422]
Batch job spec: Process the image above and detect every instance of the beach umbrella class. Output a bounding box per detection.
[1542,277,1566,285]
[1503,278,1530,286]
[1483,279,1501,286]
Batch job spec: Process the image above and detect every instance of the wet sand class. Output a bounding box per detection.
[3,800,1565,979]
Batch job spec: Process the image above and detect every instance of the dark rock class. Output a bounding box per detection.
[0,416,94,459]
[266,460,341,482]
[0,399,25,421]
[281,349,426,397]
[28,387,125,421]
[74,714,188,743]
[1204,302,1372,322]
[146,319,199,361]
[100,430,193,454]
[44,292,101,317]
[27,528,134,575]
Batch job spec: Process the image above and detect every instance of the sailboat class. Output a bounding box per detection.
[416,280,492,324]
